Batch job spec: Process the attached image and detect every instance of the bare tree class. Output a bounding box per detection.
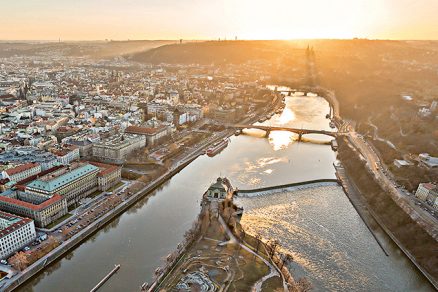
[9,251,29,271]
[281,253,293,269]
[255,233,262,254]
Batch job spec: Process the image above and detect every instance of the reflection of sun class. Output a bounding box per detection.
[277,108,295,125]
[268,131,296,151]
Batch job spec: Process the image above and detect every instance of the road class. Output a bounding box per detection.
[346,130,438,239]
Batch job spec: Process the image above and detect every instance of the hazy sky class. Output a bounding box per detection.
[1,0,438,40]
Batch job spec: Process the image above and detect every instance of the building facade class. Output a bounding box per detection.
[0,211,36,259]
[89,161,122,191]
[2,163,42,183]
[125,125,171,146]
[92,134,146,164]
[26,163,99,207]
[415,183,438,210]
[204,178,228,201]
[415,183,436,201]
[49,145,80,165]
[0,191,68,228]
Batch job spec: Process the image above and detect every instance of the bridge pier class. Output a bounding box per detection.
[298,133,303,141]
[265,130,271,138]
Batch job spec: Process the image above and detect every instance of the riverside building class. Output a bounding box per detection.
[25,163,100,207]
[0,190,67,228]
[0,211,36,259]
[92,133,146,164]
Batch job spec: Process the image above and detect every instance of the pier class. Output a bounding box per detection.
[90,265,121,292]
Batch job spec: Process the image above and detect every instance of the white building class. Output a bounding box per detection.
[92,134,146,164]
[205,178,228,201]
[125,125,171,147]
[415,183,437,202]
[2,163,42,183]
[0,211,36,259]
[50,145,80,165]
[419,153,438,168]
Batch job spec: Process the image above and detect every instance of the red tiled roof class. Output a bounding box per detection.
[422,183,437,190]
[0,211,33,238]
[125,125,163,135]
[0,194,64,211]
[88,161,120,177]
[5,163,39,176]
[16,165,64,186]
[50,144,78,157]
[0,178,10,185]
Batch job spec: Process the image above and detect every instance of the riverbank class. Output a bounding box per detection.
[317,86,438,289]
[337,137,438,290]
[1,127,236,292]
[149,181,309,292]
[1,90,286,292]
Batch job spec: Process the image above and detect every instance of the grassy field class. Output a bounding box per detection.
[45,213,73,229]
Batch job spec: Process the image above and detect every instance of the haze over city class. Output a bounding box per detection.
[0,1,438,292]
[1,0,438,40]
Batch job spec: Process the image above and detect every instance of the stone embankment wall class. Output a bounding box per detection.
[3,154,201,292]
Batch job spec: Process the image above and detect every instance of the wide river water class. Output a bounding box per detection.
[22,92,432,291]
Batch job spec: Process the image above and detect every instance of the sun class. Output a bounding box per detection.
[229,0,385,40]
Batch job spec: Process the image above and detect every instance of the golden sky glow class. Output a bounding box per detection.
[1,0,437,40]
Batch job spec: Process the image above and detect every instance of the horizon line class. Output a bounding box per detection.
[1,38,438,43]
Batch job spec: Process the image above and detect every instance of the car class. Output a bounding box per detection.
[0,259,8,265]
[23,246,30,251]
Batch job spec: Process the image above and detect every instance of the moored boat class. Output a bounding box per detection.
[207,139,229,157]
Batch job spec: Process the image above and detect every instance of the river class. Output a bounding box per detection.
[21,92,432,291]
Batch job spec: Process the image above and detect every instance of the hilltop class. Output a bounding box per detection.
[131,39,438,187]
[0,40,176,59]
[130,40,307,64]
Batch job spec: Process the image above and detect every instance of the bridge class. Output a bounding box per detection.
[230,124,338,141]
[273,86,341,123]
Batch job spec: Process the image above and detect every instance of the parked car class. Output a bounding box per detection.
[0,259,8,265]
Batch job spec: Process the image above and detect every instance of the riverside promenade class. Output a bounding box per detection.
[1,93,282,292]
[0,129,234,292]
[335,162,438,290]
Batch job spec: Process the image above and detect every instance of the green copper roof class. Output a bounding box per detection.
[27,164,99,193]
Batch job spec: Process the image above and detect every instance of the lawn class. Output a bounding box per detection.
[45,213,73,229]
[107,182,124,192]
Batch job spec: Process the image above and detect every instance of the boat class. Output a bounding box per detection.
[258,118,265,123]
[207,139,229,157]
[234,130,241,136]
